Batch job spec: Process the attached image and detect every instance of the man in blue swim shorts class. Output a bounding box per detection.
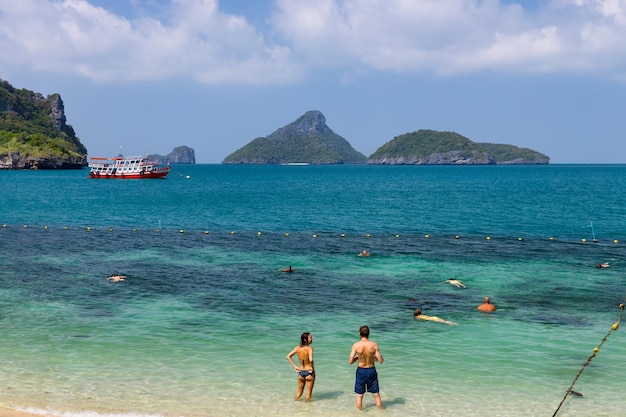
[349,325,384,409]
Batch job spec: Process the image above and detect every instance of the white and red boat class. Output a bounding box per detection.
[88,156,171,179]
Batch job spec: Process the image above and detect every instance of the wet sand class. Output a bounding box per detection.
[0,409,43,417]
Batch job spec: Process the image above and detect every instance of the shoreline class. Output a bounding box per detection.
[0,408,43,417]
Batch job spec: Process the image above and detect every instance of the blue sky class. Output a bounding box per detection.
[1,0,625,163]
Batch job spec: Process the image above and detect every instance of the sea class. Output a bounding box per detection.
[1,164,625,417]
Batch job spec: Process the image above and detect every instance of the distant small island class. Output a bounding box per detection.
[147,146,196,164]
[223,110,549,165]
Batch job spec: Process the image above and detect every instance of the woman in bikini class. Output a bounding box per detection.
[286,332,315,401]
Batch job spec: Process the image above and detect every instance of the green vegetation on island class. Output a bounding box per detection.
[477,142,549,164]
[0,79,87,169]
[368,130,549,165]
[224,113,548,165]
[222,110,367,164]
[2,77,549,167]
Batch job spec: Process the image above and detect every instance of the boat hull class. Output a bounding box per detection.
[88,169,170,179]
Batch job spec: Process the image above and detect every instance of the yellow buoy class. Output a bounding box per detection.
[231,231,236,234]
[425,234,430,239]
[179,229,185,234]
[340,234,346,238]
[395,234,400,238]
[284,233,289,237]
[204,231,209,234]
[581,238,587,242]
[312,234,318,238]
[455,235,460,239]
[518,237,522,241]
[614,239,619,243]
[486,236,491,240]
[109,228,113,232]
[366,234,371,238]
[87,227,92,231]
[549,237,554,240]
[44,226,48,230]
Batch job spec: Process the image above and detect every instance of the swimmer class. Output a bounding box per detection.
[414,308,458,326]
[107,273,126,282]
[477,296,496,313]
[358,250,370,257]
[443,278,466,288]
[596,262,609,268]
[282,266,295,272]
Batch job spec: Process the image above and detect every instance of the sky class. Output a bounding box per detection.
[1,0,626,163]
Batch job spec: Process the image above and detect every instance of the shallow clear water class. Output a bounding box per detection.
[1,165,625,417]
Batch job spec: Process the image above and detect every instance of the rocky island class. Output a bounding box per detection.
[1,79,196,169]
[368,130,549,164]
[147,146,196,164]
[223,110,548,165]
[0,80,87,169]
[222,110,367,164]
[0,79,87,169]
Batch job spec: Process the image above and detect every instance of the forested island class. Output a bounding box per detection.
[0,80,195,169]
[368,130,549,164]
[223,111,367,164]
[0,79,87,169]
[224,110,549,165]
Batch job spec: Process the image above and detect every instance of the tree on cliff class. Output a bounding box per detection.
[0,79,87,169]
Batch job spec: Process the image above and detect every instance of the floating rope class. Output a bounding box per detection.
[551,297,625,417]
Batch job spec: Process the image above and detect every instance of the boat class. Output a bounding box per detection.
[88,155,171,179]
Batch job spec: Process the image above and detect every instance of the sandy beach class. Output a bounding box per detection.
[0,408,43,417]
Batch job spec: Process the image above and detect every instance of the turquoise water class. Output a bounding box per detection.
[0,165,625,417]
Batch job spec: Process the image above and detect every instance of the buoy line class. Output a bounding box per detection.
[551,297,625,417]
[0,223,624,245]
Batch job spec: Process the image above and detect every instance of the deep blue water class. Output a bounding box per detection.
[3,164,626,238]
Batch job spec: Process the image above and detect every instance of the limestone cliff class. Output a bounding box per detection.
[147,146,196,164]
[0,79,87,169]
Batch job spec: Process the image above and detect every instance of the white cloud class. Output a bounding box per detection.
[0,0,302,84]
[1,0,626,85]
[272,0,626,78]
